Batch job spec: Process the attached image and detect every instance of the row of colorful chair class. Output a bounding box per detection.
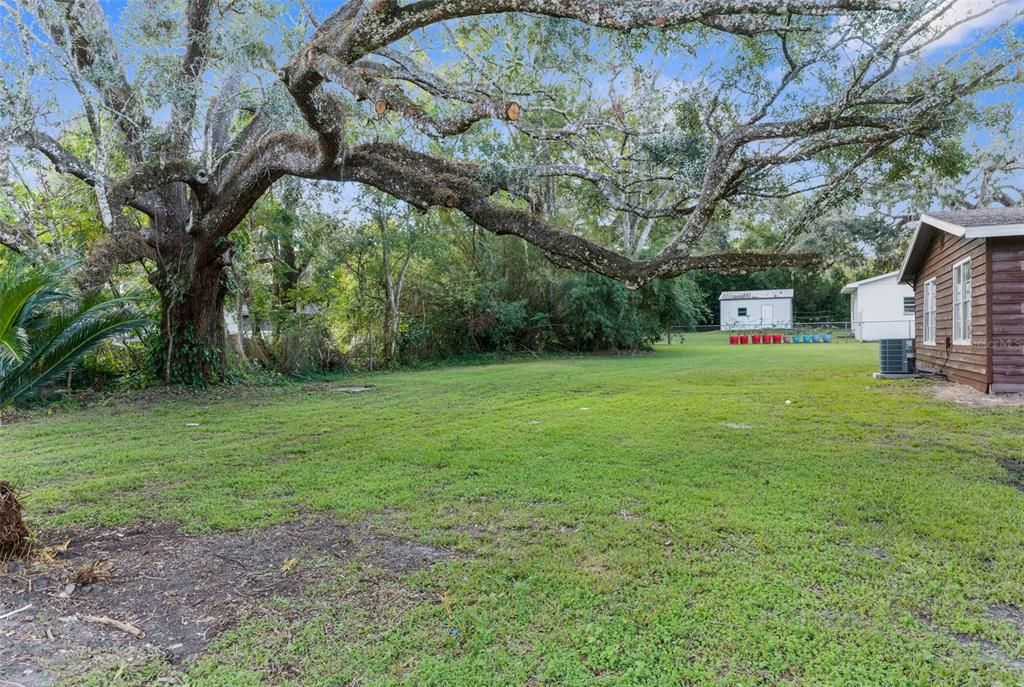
[729,334,832,344]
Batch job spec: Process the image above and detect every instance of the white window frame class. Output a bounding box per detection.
[952,258,972,345]
[923,278,936,346]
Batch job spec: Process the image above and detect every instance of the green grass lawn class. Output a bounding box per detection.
[4,333,1024,686]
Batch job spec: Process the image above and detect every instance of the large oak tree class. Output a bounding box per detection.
[1,0,1021,381]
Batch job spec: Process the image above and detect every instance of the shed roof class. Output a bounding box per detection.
[840,271,899,295]
[718,289,793,301]
[898,208,1024,284]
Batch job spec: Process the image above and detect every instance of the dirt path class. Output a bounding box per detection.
[0,516,453,686]
[931,382,1024,408]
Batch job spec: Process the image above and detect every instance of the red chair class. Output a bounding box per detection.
[739,335,749,344]
[729,335,739,345]
[751,335,761,344]
[772,334,783,344]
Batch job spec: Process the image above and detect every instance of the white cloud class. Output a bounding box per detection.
[923,0,1024,52]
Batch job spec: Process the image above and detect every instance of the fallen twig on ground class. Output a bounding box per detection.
[80,614,145,639]
[0,603,32,621]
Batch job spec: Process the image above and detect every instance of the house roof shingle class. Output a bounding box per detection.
[923,207,1024,228]
[898,207,1024,284]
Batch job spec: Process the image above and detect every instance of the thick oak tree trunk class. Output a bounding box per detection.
[151,239,228,385]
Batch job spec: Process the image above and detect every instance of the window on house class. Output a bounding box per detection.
[952,258,971,344]
[737,307,747,317]
[923,279,936,345]
[903,296,915,316]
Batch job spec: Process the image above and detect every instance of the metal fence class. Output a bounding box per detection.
[684,321,851,333]
[673,318,916,341]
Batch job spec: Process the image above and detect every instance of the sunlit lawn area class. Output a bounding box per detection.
[4,333,1024,686]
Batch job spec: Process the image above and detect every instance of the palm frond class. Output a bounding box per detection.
[0,259,154,407]
[0,267,55,367]
[0,305,151,406]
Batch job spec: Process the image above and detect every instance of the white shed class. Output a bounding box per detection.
[719,289,794,330]
[840,271,915,341]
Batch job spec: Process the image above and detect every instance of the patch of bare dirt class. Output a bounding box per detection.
[990,604,1024,634]
[917,612,1024,674]
[931,382,1024,408]
[1000,459,1024,493]
[329,384,375,393]
[866,547,891,561]
[0,516,454,686]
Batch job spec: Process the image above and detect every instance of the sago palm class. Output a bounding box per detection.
[0,263,151,407]
[0,266,62,368]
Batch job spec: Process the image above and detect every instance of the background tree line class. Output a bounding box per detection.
[2,0,1021,384]
[0,0,1020,402]
[1,96,1021,400]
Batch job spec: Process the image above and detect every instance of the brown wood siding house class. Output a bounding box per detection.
[898,208,1024,393]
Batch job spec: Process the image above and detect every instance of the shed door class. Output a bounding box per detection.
[760,304,773,327]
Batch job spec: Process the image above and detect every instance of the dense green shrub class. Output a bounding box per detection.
[270,312,348,376]
[389,237,709,361]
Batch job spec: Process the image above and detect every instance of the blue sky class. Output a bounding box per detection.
[3,0,1022,216]
[16,0,1023,137]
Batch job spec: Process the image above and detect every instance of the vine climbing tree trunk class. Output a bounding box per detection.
[151,236,229,384]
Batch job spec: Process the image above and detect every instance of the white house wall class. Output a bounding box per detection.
[850,280,915,341]
[720,298,793,330]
